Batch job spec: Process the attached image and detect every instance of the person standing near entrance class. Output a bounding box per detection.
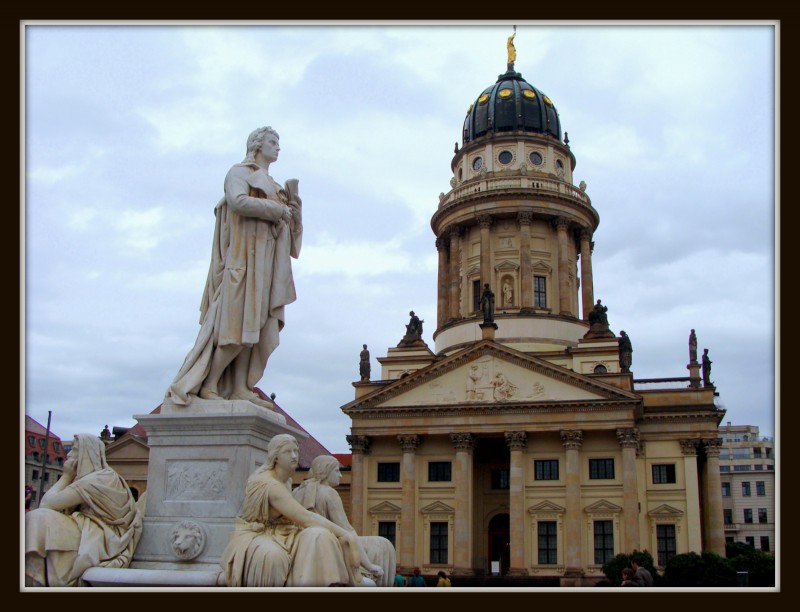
[631,555,654,586]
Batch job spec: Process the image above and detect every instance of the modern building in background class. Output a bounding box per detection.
[342,50,727,586]
[24,415,69,508]
[719,423,775,553]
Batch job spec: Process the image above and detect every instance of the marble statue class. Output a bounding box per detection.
[220,434,369,587]
[689,329,698,364]
[359,344,371,382]
[166,126,302,408]
[502,281,513,306]
[293,455,393,586]
[25,434,143,586]
[480,283,495,323]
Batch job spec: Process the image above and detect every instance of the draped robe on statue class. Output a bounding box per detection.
[25,435,143,586]
[167,162,302,404]
[293,476,396,587]
[220,468,352,587]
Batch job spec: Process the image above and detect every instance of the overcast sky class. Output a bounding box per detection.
[22,22,776,454]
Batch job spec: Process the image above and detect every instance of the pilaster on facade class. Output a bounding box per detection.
[560,429,584,575]
[701,438,726,556]
[678,438,703,553]
[398,434,422,568]
[346,434,371,533]
[616,427,641,552]
[451,432,475,575]
[517,212,533,310]
[505,430,529,575]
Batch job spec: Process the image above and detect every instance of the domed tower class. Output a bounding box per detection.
[432,47,599,356]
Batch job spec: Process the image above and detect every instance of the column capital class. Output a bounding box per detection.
[398,434,422,452]
[477,214,493,229]
[560,429,583,450]
[616,427,640,449]
[552,216,570,231]
[702,438,723,457]
[447,224,462,238]
[435,236,449,251]
[346,434,371,455]
[504,431,528,451]
[579,227,593,242]
[450,432,475,452]
[517,211,533,226]
[679,438,701,456]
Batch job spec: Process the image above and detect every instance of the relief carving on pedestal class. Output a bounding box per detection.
[166,460,226,500]
[170,520,207,561]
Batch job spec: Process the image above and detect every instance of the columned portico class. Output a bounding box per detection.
[450,432,475,575]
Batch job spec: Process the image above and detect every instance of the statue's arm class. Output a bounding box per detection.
[39,477,83,512]
[225,168,286,223]
[322,488,355,532]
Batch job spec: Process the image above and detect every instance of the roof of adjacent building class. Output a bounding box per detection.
[25,415,64,440]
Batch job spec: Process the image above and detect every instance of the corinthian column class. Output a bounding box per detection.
[616,428,640,552]
[398,434,421,569]
[518,212,533,310]
[680,439,703,552]
[579,228,594,320]
[553,217,572,316]
[702,438,726,556]
[437,236,449,329]
[560,429,583,576]
[478,214,493,291]
[448,225,461,321]
[346,434,370,534]
[450,433,475,575]
[505,431,529,575]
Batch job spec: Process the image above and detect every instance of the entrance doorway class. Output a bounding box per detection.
[487,513,510,575]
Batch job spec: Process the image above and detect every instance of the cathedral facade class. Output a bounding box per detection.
[341,54,724,586]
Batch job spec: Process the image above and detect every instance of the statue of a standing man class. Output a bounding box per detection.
[702,348,713,386]
[166,126,303,408]
[359,344,371,382]
[618,330,633,373]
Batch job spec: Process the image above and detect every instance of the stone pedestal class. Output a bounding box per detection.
[131,398,305,570]
[687,363,701,388]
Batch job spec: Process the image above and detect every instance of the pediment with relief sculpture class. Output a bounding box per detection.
[342,339,638,413]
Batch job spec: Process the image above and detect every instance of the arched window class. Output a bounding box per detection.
[594,364,608,374]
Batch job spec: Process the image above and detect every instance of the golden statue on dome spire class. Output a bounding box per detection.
[507,25,517,71]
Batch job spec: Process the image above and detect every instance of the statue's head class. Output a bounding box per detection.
[309,455,342,487]
[265,433,299,469]
[243,126,280,163]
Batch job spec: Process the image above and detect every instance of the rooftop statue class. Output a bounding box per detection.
[166,127,302,408]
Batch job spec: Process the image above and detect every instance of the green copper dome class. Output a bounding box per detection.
[462,70,562,144]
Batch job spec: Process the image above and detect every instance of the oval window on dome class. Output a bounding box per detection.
[472,157,483,171]
[498,150,513,165]
[522,90,536,99]
[543,95,553,106]
[478,94,490,105]
[498,89,513,99]
[529,151,543,166]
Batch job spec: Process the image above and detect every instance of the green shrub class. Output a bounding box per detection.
[662,551,737,587]
[725,542,775,587]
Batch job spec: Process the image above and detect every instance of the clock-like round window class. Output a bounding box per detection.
[529,151,543,166]
[472,157,483,171]
[498,150,513,165]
